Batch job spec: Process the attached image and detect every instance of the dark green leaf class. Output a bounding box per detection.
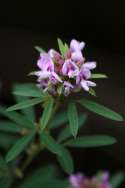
[78,99,123,121]
[0,156,9,177]
[88,88,96,97]
[40,132,62,156]
[67,102,79,137]
[14,95,35,122]
[20,179,68,188]
[0,106,35,129]
[57,114,87,143]
[34,46,46,53]
[6,132,35,162]
[0,133,18,149]
[91,74,108,79]
[13,83,44,98]
[0,121,21,133]
[40,98,53,131]
[57,146,74,174]
[65,135,117,148]
[0,177,12,188]
[110,172,125,188]
[49,111,68,130]
[7,98,43,111]
[21,164,57,188]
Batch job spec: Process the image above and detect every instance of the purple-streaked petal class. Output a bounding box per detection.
[37,53,54,71]
[50,72,62,84]
[83,62,96,70]
[81,80,89,91]
[48,49,61,60]
[80,67,91,79]
[62,60,79,78]
[71,51,84,62]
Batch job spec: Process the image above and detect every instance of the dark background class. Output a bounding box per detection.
[0,0,125,187]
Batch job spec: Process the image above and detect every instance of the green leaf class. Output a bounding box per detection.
[0,133,18,149]
[0,121,21,133]
[0,106,35,129]
[40,98,53,131]
[14,95,35,122]
[0,177,12,188]
[49,111,68,130]
[67,102,79,137]
[20,164,58,188]
[110,172,125,188]
[0,156,9,177]
[78,99,123,121]
[13,83,44,98]
[6,132,35,162]
[7,98,43,111]
[65,135,117,148]
[91,74,108,79]
[40,132,62,156]
[20,179,68,188]
[57,114,87,143]
[57,38,69,57]
[88,88,96,97]
[57,146,74,174]
[34,46,46,53]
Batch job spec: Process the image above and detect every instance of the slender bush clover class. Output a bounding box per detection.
[0,38,124,188]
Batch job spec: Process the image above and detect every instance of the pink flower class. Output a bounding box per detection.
[36,52,62,86]
[71,51,84,62]
[69,172,111,188]
[48,49,61,61]
[62,59,79,78]
[37,53,54,72]
[76,62,96,91]
[70,39,85,52]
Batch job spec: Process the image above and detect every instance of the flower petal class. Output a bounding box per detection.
[83,62,96,70]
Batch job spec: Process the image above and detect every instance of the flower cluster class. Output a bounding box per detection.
[34,39,96,96]
[69,172,111,188]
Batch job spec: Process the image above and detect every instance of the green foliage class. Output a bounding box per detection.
[49,111,68,130]
[57,38,69,57]
[110,172,125,188]
[34,46,46,53]
[0,133,18,149]
[13,83,44,98]
[57,146,74,174]
[40,132,62,156]
[0,106,35,129]
[20,179,68,188]
[0,156,9,177]
[7,98,43,111]
[0,177,12,188]
[40,98,53,131]
[91,73,108,79]
[57,114,87,143]
[20,164,58,188]
[0,121,21,133]
[78,99,123,121]
[88,88,96,97]
[14,95,35,122]
[67,102,79,137]
[65,135,117,148]
[6,132,35,162]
